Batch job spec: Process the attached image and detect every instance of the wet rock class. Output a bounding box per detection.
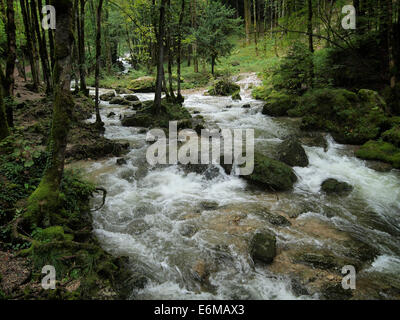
[208,79,240,96]
[321,178,353,195]
[115,87,132,94]
[193,110,201,114]
[295,252,337,270]
[200,201,219,211]
[239,152,297,191]
[290,278,310,296]
[242,103,251,109]
[100,92,115,101]
[191,260,209,283]
[107,112,116,118]
[130,101,143,109]
[320,283,353,300]
[121,114,153,127]
[179,224,198,237]
[109,97,130,105]
[277,138,309,167]
[225,105,232,109]
[116,158,127,165]
[258,210,291,227]
[125,94,140,102]
[250,231,277,264]
[299,132,328,150]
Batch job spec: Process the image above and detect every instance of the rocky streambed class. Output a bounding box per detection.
[76,73,400,300]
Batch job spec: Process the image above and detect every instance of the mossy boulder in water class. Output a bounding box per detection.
[99,92,115,101]
[231,90,242,101]
[293,88,388,145]
[262,91,296,117]
[109,97,130,105]
[277,138,309,167]
[321,178,353,195]
[128,76,156,93]
[382,125,400,148]
[356,140,400,169]
[124,94,140,102]
[242,152,298,191]
[208,79,240,96]
[250,232,277,264]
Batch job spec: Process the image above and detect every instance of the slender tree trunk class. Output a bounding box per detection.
[253,0,258,55]
[176,0,185,102]
[46,0,55,70]
[0,83,10,140]
[154,0,166,114]
[3,0,16,128]
[27,0,41,88]
[307,0,314,53]
[244,0,251,45]
[26,0,74,227]
[166,0,175,101]
[387,0,396,89]
[78,0,88,95]
[95,0,104,126]
[191,0,198,73]
[31,0,52,94]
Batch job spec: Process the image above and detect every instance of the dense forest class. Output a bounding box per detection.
[1,0,400,301]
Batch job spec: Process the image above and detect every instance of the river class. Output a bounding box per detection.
[80,69,400,300]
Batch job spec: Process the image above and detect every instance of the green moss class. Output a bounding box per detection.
[231,90,242,101]
[208,79,240,96]
[252,85,272,101]
[382,126,400,147]
[244,152,297,191]
[356,140,400,169]
[128,76,156,93]
[261,90,297,117]
[0,91,10,141]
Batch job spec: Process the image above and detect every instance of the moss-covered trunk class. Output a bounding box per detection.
[26,0,74,227]
[0,86,10,141]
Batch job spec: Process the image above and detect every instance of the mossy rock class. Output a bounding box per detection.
[128,76,156,93]
[296,88,388,145]
[99,92,115,101]
[250,232,277,264]
[252,85,272,101]
[262,91,296,117]
[321,178,353,195]
[356,140,400,169]
[208,79,240,96]
[277,138,309,167]
[382,126,400,148]
[231,90,242,101]
[124,94,140,102]
[243,152,298,191]
[109,97,130,105]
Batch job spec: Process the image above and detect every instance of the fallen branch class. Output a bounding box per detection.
[91,187,107,211]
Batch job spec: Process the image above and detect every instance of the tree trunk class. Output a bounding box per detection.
[154,0,166,114]
[78,0,88,95]
[4,0,16,127]
[0,83,10,141]
[26,0,74,227]
[20,0,39,91]
[244,0,251,45]
[95,0,104,126]
[46,0,55,70]
[191,0,198,73]
[387,0,396,89]
[176,0,185,102]
[307,0,314,53]
[253,0,258,55]
[211,55,216,75]
[31,0,52,94]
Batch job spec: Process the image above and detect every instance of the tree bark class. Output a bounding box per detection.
[387,0,396,89]
[154,0,166,114]
[253,0,258,55]
[176,0,185,102]
[95,0,104,126]
[191,0,198,73]
[20,0,39,91]
[307,0,314,53]
[0,82,10,141]
[26,0,74,227]
[244,0,251,45]
[78,0,88,95]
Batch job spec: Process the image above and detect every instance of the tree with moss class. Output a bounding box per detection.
[25,0,75,226]
[0,84,10,141]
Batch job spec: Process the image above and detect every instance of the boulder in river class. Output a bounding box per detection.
[232,90,242,101]
[277,138,309,167]
[129,76,156,93]
[262,91,296,116]
[107,112,116,118]
[100,92,115,101]
[321,178,353,195]
[116,158,127,165]
[208,79,240,96]
[242,103,251,109]
[121,113,154,127]
[109,97,130,105]
[130,101,143,109]
[125,94,140,102]
[115,86,132,94]
[250,231,277,264]
[232,152,297,191]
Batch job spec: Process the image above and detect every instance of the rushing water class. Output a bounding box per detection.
[82,73,400,300]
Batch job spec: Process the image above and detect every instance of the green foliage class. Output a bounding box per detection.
[194,0,242,72]
[382,126,400,148]
[207,78,240,96]
[272,42,313,95]
[356,140,400,169]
